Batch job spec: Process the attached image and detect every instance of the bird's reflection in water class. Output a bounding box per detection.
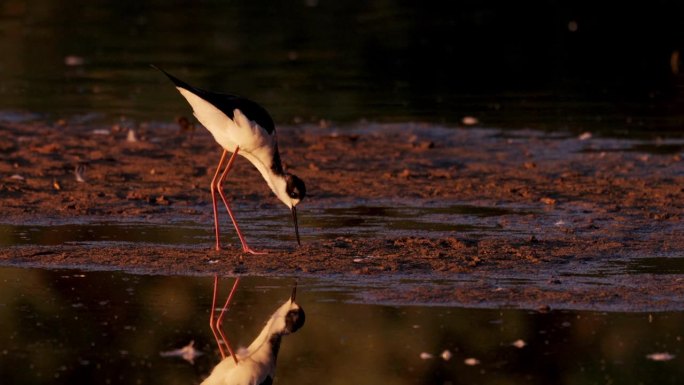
[203,277,305,385]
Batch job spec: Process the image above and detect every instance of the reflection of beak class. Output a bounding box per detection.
[290,282,297,302]
[291,206,301,246]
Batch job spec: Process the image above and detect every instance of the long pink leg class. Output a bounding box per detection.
[210,151,231,251]
[209,275,227,359]
[216,147,266,255]
[215,277,241,365]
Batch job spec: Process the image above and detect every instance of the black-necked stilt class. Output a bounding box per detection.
[203,281,305,385]
[154,66,306,253]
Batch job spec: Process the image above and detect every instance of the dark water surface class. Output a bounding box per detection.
[0,202,532,247]
[1,0,682,136]
[1,267,684,385]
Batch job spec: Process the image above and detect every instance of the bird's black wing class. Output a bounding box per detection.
[153,66,276,135]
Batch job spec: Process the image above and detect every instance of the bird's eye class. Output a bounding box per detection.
[285,174,306,201]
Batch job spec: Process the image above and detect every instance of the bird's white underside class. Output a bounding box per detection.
[177,87,270,153]
[176,87,292,207]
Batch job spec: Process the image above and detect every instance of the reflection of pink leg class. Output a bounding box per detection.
[216,277,241,365]
[216,147,266,255]
[210,151,230,251]
[209,275,227,359]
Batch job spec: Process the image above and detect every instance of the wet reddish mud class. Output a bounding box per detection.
[1,119,683,311]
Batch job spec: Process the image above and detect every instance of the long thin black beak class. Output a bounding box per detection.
[290,282,297,302]
[292,206,301,246]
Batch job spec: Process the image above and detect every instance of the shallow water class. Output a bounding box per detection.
[0,202,530,247]
[1,267,683,385]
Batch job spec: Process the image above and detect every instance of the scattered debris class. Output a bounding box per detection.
[671,50,680,75]
[537,305,551,313]
[540,197,556,205]
[160,340,203,364]
[419,352,433,360]
[440,350,453,361]
[646,352,675,362]
[74,164,86,183]
[512,339,526,348]
[64,55,85,66]
[126,129,139,143]
[464,357,480,366]
[52,179,62,191]
[9,174,25,181]
[176,116,196,138]
[578,132,592,140]
[462,116,479,126]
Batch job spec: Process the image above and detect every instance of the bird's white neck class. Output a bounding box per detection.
[239,150,292,209]
[235,300,293,367]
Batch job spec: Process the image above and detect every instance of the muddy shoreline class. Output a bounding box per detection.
[1,120,683,311]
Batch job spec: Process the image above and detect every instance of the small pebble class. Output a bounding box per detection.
[540,197,556,205]
[419,352,433,360]
[441,350,453,361]
[126,129,138,143]
[462,116,479,126]
[512,339,526,348]
[464,357,480,366]
[64,55,85,66]
[646,352,675,362]
[578,132,592,140]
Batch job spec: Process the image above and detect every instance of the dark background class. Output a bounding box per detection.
[0,0,682,135]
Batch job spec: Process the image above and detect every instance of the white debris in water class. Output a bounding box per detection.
[512,339,526,348]
[160,340,203,364]
[646,352,675,362]
[92,129,110,135]
[554,220,566,226]
[9,174,25,181]
[208,260,220,264]
[64,55,85,66]
[353,257,364,263]
[462,116,479,126]
[440,350,453,361]
[419,352,433,360]
[126,129,138,143]
[464,357,480,366]
[74,165,86,183]
[578,132,592,140]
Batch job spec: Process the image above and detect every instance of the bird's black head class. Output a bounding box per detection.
[285,173,306,204]
[285,306,306,334]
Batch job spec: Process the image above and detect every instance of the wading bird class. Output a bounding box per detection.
[203,281,306,385]
[154,66,306,253]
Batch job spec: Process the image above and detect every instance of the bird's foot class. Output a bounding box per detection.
[243,247,267,255]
